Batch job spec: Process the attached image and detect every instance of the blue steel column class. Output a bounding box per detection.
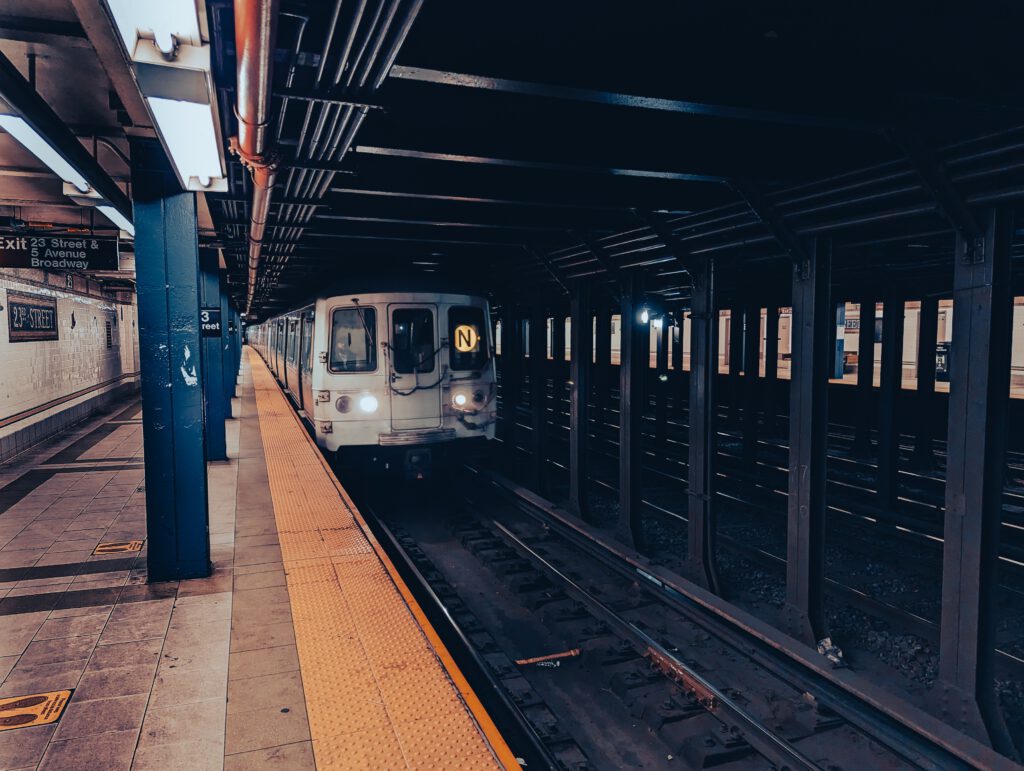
[200,249,227,461]
[220,288,234,414]
[131,138,210,581]
[233,308,242,386]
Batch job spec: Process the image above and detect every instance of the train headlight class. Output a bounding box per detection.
[335,395,351,413]
[358,394,379,413]
[453,393,468,407]
[473,390,484,404]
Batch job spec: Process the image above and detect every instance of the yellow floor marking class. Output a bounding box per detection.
[248,349,517,770]
[0,690,72,731]
[93,540,144,555]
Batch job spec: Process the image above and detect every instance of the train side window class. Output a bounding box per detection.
[392,308,436,374]
[448,306,489,371]
[330,308,377,372]
[287,320,299,364]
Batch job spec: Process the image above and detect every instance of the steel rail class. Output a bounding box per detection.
[491,519,821,771]
[483,471,1015,770]
[356,498,562,771]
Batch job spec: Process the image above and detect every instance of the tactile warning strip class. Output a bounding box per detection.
[248,350,514,770]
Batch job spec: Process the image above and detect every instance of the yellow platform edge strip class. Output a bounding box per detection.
[247,349,519,770]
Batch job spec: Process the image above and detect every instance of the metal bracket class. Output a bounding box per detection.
[632,209,690,272]
[522,245,569,294]
[888,129,984,264]
[573,231,624,302]
[729,179,812,275]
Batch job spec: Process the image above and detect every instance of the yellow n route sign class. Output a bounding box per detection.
[454,324,479,353]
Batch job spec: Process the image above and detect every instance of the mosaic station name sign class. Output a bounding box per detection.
[7,290,59,342]
[0,232,119,271]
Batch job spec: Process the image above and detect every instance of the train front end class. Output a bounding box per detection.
[311,291,496,477]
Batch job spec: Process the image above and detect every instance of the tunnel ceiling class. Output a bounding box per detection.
[3,2,1024,313]
[208,0,1024,319]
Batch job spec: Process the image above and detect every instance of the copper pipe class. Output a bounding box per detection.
[233,0,279,315]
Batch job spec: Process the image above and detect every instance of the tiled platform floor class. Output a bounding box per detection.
[0,363,316,770]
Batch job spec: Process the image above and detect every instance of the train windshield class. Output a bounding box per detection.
[330,307,376,372]
[391,308,436,374]
[448,306,489,371]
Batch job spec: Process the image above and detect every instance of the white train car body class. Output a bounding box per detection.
[250,288,496,473]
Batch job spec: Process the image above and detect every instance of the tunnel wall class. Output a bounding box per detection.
[0,268,140,463]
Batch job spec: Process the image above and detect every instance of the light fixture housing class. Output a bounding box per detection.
[105,0,204,58]
[147,97,226,190]
[96,205,136,237]
[102,0,227,192]
[0,114,91,193]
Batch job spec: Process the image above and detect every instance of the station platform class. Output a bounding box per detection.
[0,350,514,770]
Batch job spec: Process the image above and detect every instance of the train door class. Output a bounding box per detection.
[387,304,441,429]
[300,311,314,413]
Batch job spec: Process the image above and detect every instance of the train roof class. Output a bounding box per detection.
[254,274,490,322]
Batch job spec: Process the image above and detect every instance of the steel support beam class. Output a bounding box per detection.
[742,302,761,463]
[388,66,875,132]
[934,207,1016,756]
[131,138,210,582]
[784,238,831,645]
[912,295,939,470]
[528,305,548,495]
[763,304,780,436]
[686,256,721,593]
[595,305,612,428]
[876,291,905,509]
[499,306,522,454]
[0,50,132,220]
[655,316,669,445]
[618,276,646,550]
[524,245,569,294]
[728,303,744,421]
[356,145,726,183]
[200,249,228,462]
[670,313,683,373]
[221,290,236,411]
[853,294,877,456]
[551,311,566,363]
[569,285,592,519]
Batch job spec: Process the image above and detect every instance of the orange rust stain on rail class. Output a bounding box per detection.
[248,348,516,770]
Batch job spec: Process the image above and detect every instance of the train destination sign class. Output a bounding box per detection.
[201,307,223,337]
[7,290,58,343]
[0,232,119,271]
[453,323,480,352]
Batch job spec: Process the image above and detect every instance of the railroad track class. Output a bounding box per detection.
[344,468,1016,770]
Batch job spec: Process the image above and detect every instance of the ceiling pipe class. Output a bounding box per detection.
[231,0,280,316]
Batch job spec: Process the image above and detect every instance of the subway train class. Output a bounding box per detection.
[248,282,497,476]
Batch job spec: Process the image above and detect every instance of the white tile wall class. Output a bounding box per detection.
[0,269,139,442]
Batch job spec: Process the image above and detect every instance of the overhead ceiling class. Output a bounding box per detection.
[208,0,1024,317]
[2,2,1024,312]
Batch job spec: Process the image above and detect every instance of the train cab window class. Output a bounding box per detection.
[392,308,435,374]
[448,306,489,371]
[330,308,377,372]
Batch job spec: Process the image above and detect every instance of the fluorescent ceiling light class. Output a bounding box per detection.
[97,205,135,238]
[0,114,90,193]
[105,0,203,58]
[147,97,224,189]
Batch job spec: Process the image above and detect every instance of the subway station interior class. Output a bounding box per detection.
[2,2,1024,769]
